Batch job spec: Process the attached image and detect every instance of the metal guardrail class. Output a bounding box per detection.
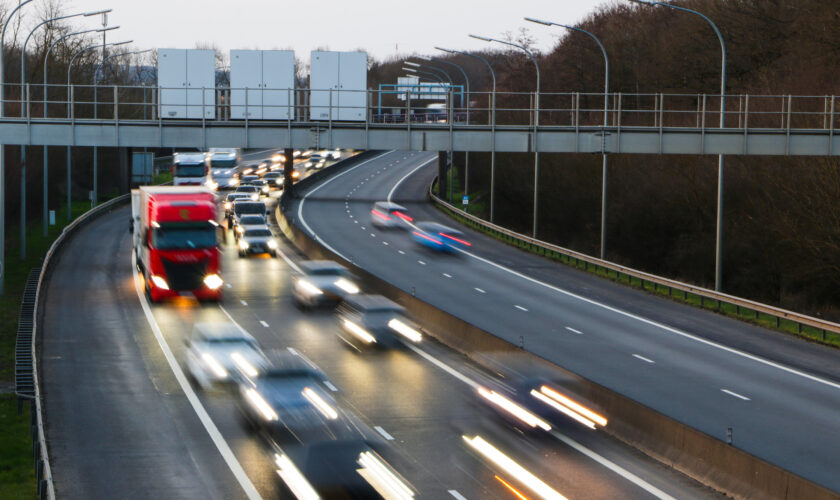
[14,269,40,399]
[430,185,840,344]
[24,193,131,500]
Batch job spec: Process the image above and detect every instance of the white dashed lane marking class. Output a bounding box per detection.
[398,250,405,255]
[418,260,426,266]
[240,300,248,306]
[474,287,485,293]
[375,426,395,440]
[515,305,528,312]
[722,389,751,401]
[259,320,269,328]
[323,381,339,392]
[565,326,583,335]
[632,354,655,364]
[442,273,452,278]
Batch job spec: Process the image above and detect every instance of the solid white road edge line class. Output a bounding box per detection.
[387,156,437,202]
[405,342,675,499]
[131,258,262,500]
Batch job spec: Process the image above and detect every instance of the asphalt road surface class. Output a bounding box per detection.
[40,150,717,498]
[291,150,840,493]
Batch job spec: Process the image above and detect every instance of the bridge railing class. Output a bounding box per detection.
[3,82,840,133]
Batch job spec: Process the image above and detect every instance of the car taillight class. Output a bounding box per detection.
[439,232,471,246]
[394,212,413,222]
[413,231,443,245]
[371,209,391,220]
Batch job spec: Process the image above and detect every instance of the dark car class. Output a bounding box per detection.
[336,294,422,349]
[237,351,364,444]
[223,192,251,217]
[238,227,278,257]
[231,200,267,227]
[263,172,284,189]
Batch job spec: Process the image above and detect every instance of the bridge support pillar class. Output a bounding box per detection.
[283,148,295,198]
[437,151,448,199]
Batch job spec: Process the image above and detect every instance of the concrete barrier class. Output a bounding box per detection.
[277,170,840,500]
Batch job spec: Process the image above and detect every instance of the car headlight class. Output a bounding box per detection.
[236,226,245,234]
[201,352,228,378]
[224,202,232,210]
[262,186,269,193]
[250,193,259,201]
[228,179,239,186]
[292,171,300,179]
[297,279,322,296]
[334,278,359,294]
[150,275,170,290]
[267,239,277,249]
[238,240,250,250]
[203,273,224,290]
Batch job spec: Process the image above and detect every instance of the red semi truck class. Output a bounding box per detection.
[131,186,223,302]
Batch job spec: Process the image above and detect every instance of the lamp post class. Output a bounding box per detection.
[44,26,119,225]
[22,10,111,240]
[629,0,727,291]
[527,17,611,259]
[67,40,132,209]
[0,0,34,292]
[406,61,452,85]
[437,46,497,222]
[471,34,541,237]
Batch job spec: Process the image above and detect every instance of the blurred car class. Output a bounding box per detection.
[274,439,415,500]
[412,221,471,253]
[370,201,413,230]
[254,160,270,176]
[271,152,286,164]
[304,157,326,170]
[292,261,360,308]
[336,295,422,349]
[238,227,278,257]
[250,178,270,195]
[239,175,261,186]
[231,200,268,227]
[208,167,239,191]
[234,184,260,201]
[184,322,268,390]
[234,214,267,240]
[237,351,365,443]
[239,163,259,176]
[262,172,284,189]
[223,192,251,217]
[327,149,342,160]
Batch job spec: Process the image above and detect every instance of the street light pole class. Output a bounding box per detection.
[0,0,34,292]
[630,0,727,290]
[67,40,132,209]
[22,9,111,240]
[471,34,541,237]
[44,26,119,225]
[527,17,611,259]
[437,46,497,222]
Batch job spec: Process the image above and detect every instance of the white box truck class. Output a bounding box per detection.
[309,51,367,122]
[231,50,295,120]
[158,48,216,119]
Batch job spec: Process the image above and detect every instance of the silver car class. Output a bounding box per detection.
[184,323,268,390]
[292,261,360,308]
[238,227,278,257]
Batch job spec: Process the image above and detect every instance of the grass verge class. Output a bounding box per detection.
[436,203,840,349]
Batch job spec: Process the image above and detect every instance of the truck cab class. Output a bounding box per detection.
[132,187,223,302]
[172,152,209,186]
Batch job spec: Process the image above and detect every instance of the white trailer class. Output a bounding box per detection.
[230,50,295,120]
[309,51,367,122]
[158,49,216,119]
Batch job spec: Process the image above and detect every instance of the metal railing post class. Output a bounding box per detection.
[830,96,835,156]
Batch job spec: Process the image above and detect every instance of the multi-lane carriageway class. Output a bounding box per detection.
[39,149,840,499]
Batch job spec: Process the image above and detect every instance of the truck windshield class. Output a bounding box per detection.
[210,158,237,168]
[153,224,216,249]
[174,164,206,177]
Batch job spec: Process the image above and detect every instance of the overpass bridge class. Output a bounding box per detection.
[2,84,840,155]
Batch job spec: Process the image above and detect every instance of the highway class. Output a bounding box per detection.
[39,151,717,499]
[292,150,840,493]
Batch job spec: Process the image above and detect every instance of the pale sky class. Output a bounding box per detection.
[53,0,611,63]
